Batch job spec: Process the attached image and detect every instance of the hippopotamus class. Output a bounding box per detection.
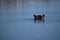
[34,14,45,20]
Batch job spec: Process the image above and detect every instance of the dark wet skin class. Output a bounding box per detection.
[34,14,45,20]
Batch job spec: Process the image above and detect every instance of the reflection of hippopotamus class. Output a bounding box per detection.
[34,14,45,20]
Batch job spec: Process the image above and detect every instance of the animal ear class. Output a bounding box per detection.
[34,15,36,17]
[43,14,45,16]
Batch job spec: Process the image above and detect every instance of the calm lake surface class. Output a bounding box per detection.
[0,0,60,40]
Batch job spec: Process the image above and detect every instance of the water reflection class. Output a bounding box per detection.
[34,19,45,23]
[34,0,49,3]
[1,0,16,5]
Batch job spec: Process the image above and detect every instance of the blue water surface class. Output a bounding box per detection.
[0,0,60,40]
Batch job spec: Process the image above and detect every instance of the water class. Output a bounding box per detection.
[0,0,60,40]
